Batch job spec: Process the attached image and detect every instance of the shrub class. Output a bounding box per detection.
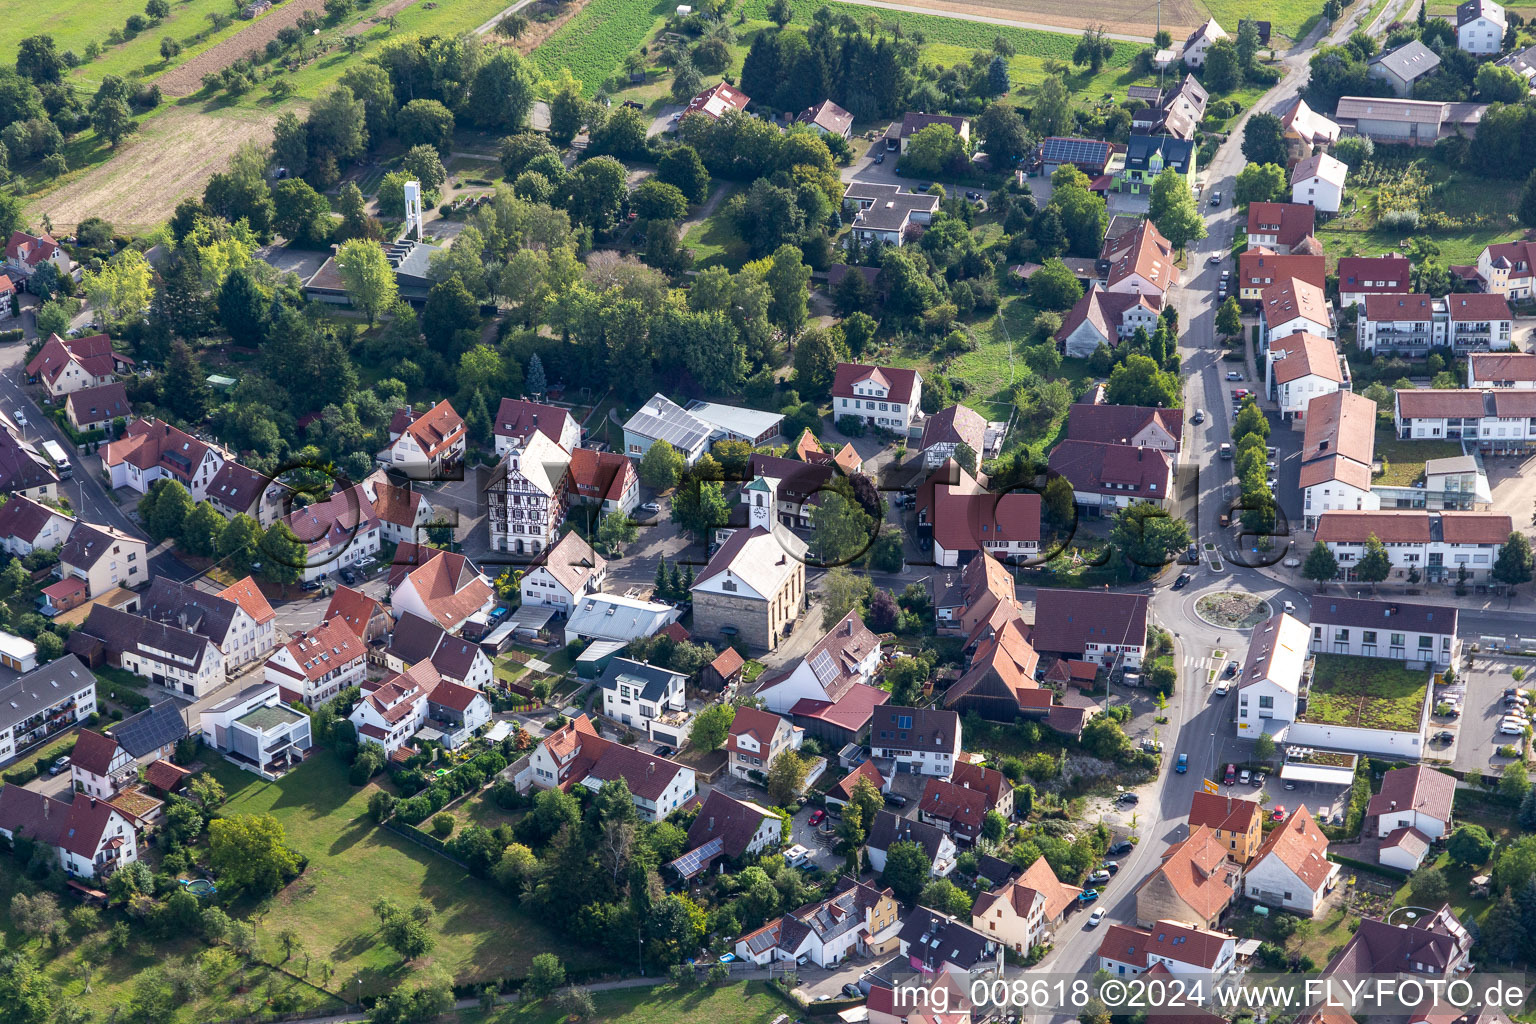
[836,415,867,437]
[431,813,455,838]
[1378,209,1421,230]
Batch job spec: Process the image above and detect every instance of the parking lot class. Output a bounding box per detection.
[1486,453,1536,526]
[1451,652,1530,778]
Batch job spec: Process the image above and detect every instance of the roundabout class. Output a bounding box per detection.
[1194,591,1272,630]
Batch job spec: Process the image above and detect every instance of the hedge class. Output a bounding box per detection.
[1328,852,1408,879]
[0,329,23,343]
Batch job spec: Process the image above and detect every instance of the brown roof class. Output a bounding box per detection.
[919,776,989,832]
[727,705,789,758]
[1337,253,1412,295]
[708,646,744,680]
[324,585,385,639]
[1363,292,1435,321]
[530,531,608,596]
[1247,202,1317,248]
[1054,285,1162,348]
[1469,352,1536,383]
[919,461,1041,555]
[142,759,192,791]
[0,788,126,859]
[950,759,1010,811]
[70,729,123,777]
[1049,440,1173,498]
[1138,826,1238,921]
[1395,389,1489,419]
[1261,278,1330,330]
[1270,332,1342,385]
[1065,403,1183,447]
[1441,510,1514,543]
[1253,804,1332,891]
[64,381,131,425]
[832,759,885,801]
[395,399,465,459]
[686,790,777,860]
[831,362,920,406]
[973,854,1081,923]
[787,683,889,733]
[395,548,493,629]
[920,404,988,454]
[219,576,275,626]
[1443,292,1512,321]
[61,522,140,571]
[0,493,73,543]
[1367,765,1456,822]
[1239,250,1326,292]
[494,398,574,445]
[1106,220,1179,293]
[284,484,380,555]
[1316,510,1511,545]
[1030,590,1148,658]
[797,99,854,136]
[25,333,130,387]
[1299,453,1372,492]
[366,472,423,528]
[1301,391,1376,467]
[568,447,635,504]
[103,418,219,486]
[1187,791,1261,835]
[274,619,366,682]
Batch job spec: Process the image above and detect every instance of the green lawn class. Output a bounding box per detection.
[1372,426,1465,486]
[682,186,750,271]
[210,756,608,997]
[65,0,259,92]
[527,0,674,94]
[457,981,790,1024]
[1302,653,1429,731]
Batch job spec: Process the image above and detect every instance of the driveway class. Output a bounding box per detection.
[1454,653,1529,778]
[1485,454,1536,526]
[793,955,900,1002]
[648,105,685,138]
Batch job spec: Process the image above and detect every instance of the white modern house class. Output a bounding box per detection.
[1308,597,1458,667]
[200,681,314,777]
[597,658,691,746]
[1235,611,1308,738]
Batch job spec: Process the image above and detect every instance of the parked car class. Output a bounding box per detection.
[302,578,322,591]
[874,151,885,164]
[885,792,908,807]
[808,809,826,826]
[1224,763,1236,785]
[1253,772,1266,786]
[1435,730,1455,743]
[1078,889,1101,903]
[1176,753,1188,773]
[1173,572,1192,589]
[1116,791,1139,805]
[1108,840,1133,856]
[1214,682,1230,697]
[1209,190,1222,207]
[1239,769,1251,785]
[1087,907,1106,926]
[654,746,674,758]
[1271,805,1287,822]
[1192,409,1205,424]
[1500,719,1525,735]
[48,756,70,776]
[1089,869,1111,884]
[1102,861,1119,874]
[965,190,982,201]
[1140,738,1164,752]
[844,984,863,998]
[1185,543,1199,563]
[1226,371,1245,381]
[340,568,359,586]
[641,502,662,516]
[1285,780,1297,790]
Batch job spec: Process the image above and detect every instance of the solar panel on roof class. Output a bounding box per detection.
[809,649,837,686]
[111,700,188,757]
[1041,137,1110,166]
[667,836,723,878]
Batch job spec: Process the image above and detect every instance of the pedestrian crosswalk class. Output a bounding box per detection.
[1183,655,1212,671]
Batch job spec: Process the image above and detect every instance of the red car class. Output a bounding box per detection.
[1271,805,1286,822]
[808,809,826,826]
[1224,763,1236,785]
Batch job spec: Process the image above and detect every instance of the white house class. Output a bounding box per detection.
[1457,0,1506,54]
[1299,390,1378,529]
[831,363,923,431]
[1104,219,1180,301]
[1243,805,1337,916]
[526,713,696,822]
[381,613,495,690]
[70,605,225,701]
[734,876,902,967]
[1308,597,1458,667]
[919,462,1042,566]
[389,547,495,633]
[520,532,607,616]
[844,182,942,246]
[265,619,369,707]
[1337,254,1412,308]
[1368,765,1454,841]
[1235,611,1308,738]
[199,681,313,777]
[755,610,883,714]
[1053,285,1162,359]
[0,659,98,768]
[1267,332,1346,423]
[283,484,381,584]
[351,662,492,755]
[1290,152,1347,213]
[0,493,75,557]
[68,729,136,800]
[868,706,961,776]
[1468,352,1536,389]
[493,398,580,457]
[1048,440,1173,513]
[1358,294,1445,354]
[1181,18,1227,67]
[1098,920,1237,976]
[971,855,1082,955]
[0,788,137,880]
[24,333,132,398]
[598,658,690,745]
[378,400,466,477]
[1260,278,1331,344]
[101,418,229,501]
[726,705,803,782]
[139,575,276,676]
[58,522,148,597]
[1472,239,1536,300]
[485,429,572,557]
[867,810,958,877]
[1314,510,1513,582]
[1394,389,1536,452]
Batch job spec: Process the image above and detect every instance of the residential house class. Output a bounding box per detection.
[520,531,607,616]
[1136,75,1209,141]
[1359,294,1443,353]
[567,446,640,516]
[1035,136,1114,177]
[4,230,73,284]
[25,334,132,398]
[485,429,571,557]
[950,758,1013,816]
[1393,388,1536,451]
[1300,390,1379,528]
[64,382,131,434]
[920,404,988,469]
[103,418,229,500]
[1098,921,1237,976]
[917,777,990,842]
[1134,827,1240,928]
[797,99,854,139]
[1181,18,1227,67]
[207,461,291,528]
[1030,590,1148,669]
[1261,278,1332,345]
[934,552,1022,636]
[1048,440,1173,514]
[199,681,313,776]
[1309,597,1458,666]
[0,631,36,672]
[69,728,138,800]
[866,810,957,877]
[58,523,147,596]
[917,461,1041,566]
[832,362,923,431]
[0,787,137,880]
[1368,40,1442,97]
[843,182,941,247]
[1324,904,1471,976]
[726,705,803,782]
[526,713,696,821]
[1332,96,1488,145]
[1457,0,1506,54]
[563,593,680,643]
[793,427,863,474]
[598,658,688,742]
[1054,285,1163,358]
[621,392,712,464]
[890,112,971,154]
[1278,97,1341,157]
[1368,764,1454,853]
[669,790,781,878]
[282,484,381,584]
[1494,41,1536,91]
[68,605,225,700]
[1314,510,1513,581]
[1246,202,1318,254]
[323,585,390,643]
[869,706,961,776]
[390,547,494,633]
[1238,250,1326,303]
[1473,238,1536,300]
[0,494,74,557]
[757,609,883,713]
[1442,293,1514,351]
[867,974,972,1024]
[945,616,1048,723]
[897,907,1001,976]
[139,575,276,673]
[683,81,750,121]
[1103,219,1180,300]
[1119,134,1196,194]
[1337,254,1413,307]
[1235,611,1309,737]
[0,658,97,766]
[351,661,491,755]
[0,274,12,315]
[1266,332,1347,423]
[381,613,494,689]
[735,876,902,966]
[692,525,806,652]
[1290,152,1347,213]
[0,431,59,501]
[493,398,580,457]
[826,759,888,809]
[1244,805,1338,915]
[702,646,745,694]
[1468,352,1536,388]
[107,699,187,767]
[264,618,368,706]
[1190,791,1269,870]
[971,855,1082,955]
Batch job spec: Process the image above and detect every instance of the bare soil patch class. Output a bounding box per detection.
[345,0,430,36]
[878,0,1201,38]
[157,0,329,97]
[34,107,282,232]
[487,0,595,55]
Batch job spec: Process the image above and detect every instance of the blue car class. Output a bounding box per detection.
[1176,753,1188,774]
[1077,889,1100,903]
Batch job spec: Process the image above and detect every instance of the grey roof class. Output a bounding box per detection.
[598,657,684,703]
[385,611,447,666]
[0,656,96,732]
[844,182,941,233]
[1310,597,1458,636]
[1124,134,1194,173]
[870,705,958,751]
[141,576,239,648]
[73,604,213,674]
[1369,39,1441,82]
[565,593,680,642]
[1458,0,1504,26]
[206,679,283,715]
[0,432,59,493]
[867,809,948,860]
[623,393,712,454]
[898,907,995,971]
[685,401,784,441]
[111,699,189,758]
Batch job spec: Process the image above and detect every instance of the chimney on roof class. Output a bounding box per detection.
[43,799,50,818]
[1390,801,1397,810]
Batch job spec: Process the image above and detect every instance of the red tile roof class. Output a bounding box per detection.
[219,576,275,626]
[1443,292,1512,321]
[1367,764,1455,822]
[919,776,989,832]
[395,548,494,630]
[1338,254,1412,295]
[1239,250,1327,293]
[70,729,123,778]
[1246,202,1317,249]
[324,585,385,639]
[831,362,920,406]
[1030,590,1147,658]
[1187,791,1262,835]
[568,446,635,504]
[1253,803,1332,892]
[1270,332,1342,385]
[275,619,366,682]
[787,682,890,732]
